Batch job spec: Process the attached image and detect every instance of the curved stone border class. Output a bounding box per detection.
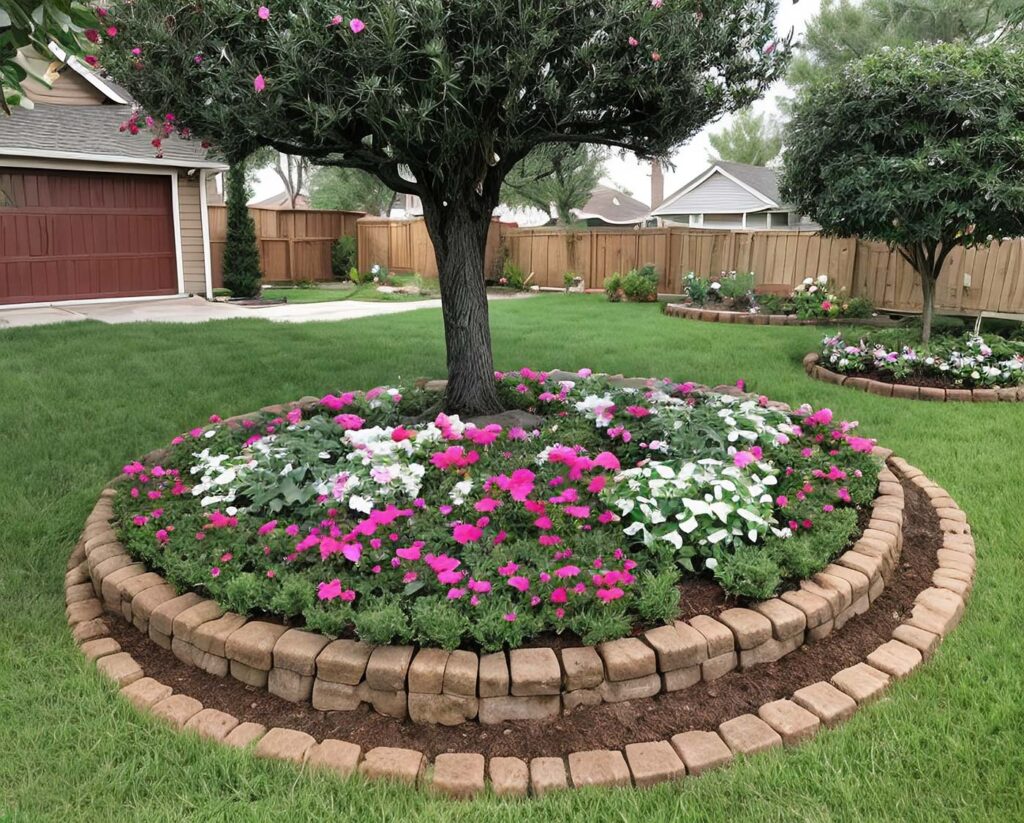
[66,454,974,797]
[803,352,1024,402]
[666,304,894,327]
[67,389,903,727]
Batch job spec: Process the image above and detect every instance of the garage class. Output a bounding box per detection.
[0,168,179,305]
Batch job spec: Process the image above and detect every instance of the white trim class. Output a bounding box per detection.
[0,146,227,170]
[0,294,188,311]
[170,174,185,295]
[651,164,779,216]
[46,42,131,104]
[199,169,214,299]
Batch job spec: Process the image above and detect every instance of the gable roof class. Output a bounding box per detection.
[651,161,789,216]
[249,191,311,209]
[572,185,650,225]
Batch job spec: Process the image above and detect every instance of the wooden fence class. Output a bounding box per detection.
[357,217,504,279]
[208,206,364,285]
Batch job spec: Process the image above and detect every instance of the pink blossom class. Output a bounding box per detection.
[105,25,118,37]
[321,392,355,410]
[447,587,465,600]
[503,612,517,622]
[468,579,492,594]
[452,523,483,544]
[508,576,530,592]
[733,450,756,468]
[210,566,220,577]
[651,0,663,6]
[563,505,590,519]
[474,497,501,512]
[498,562,519,577]
[550,587,568,604]
[555,565,581,578]
[628,36,639,47]
[596,587,624,602]
[349,18,365,33]
[286,407,302,424]
[329,14,343,26]
[258,5,270,20]
[258,519,278,535]
[317,578,342,600]
[220,552,233,563]
[775,495,788,507]
[333,413,364,430]
[253,74,266,92]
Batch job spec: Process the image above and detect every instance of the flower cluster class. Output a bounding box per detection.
[821,331,1024,387]
[684,272,874,319]
[114,371,881,650]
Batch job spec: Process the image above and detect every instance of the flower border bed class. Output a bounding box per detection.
[665,304,897,327]
[803,352,1024,402]
[66,446,974,797]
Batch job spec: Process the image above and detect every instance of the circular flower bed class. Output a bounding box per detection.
[113,370,882,652]
[819,330,1024,389]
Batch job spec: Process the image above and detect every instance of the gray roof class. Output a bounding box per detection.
[0,101,223,168]
[574,185,650,224]
[656,161,789,214]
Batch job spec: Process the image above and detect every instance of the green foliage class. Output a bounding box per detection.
[410,598,472,650]
[621,267,658,302]
[711,545,783,601]
[604,272,624,302]
[844,296,874,319]
[683,272,713,305]
[499,258,526,290]
[632,570,681,623]
[351,597,412,646]
[502,144,606,225]
[708,108,783,166]
[567,603,633,646]
[309,166,394,215]
[331,235,357,279]
[717,271,755,301]
[222,163,263,298]
[768,508,859,580]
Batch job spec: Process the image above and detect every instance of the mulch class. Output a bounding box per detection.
[108,474,940,760]
[842,366,963,390]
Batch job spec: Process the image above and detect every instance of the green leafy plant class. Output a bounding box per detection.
[221,163,263,298]
[499,259,526,290]
[331,235,357,279]
[621,268,658,302]
[604,272,624,302]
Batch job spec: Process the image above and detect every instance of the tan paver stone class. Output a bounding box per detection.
[316,638,374,685]
[688,615,734,657]
[273,629,331,675]
[489,756,529,797]
[478,651,510,697]
[792,681,857,727]
[408,648,450,694]
[600,673,661,703]
[753,599,807,640]
[443,650,478,696]
[172,599,224,644]
[780,588,832,628]
[479,695,559,724]
[431,753,486,798]
[670,730,732,775]
[306,739,362,777]
[67,598,104,625]
[718,608,772,649]
[831,663,890,703]
[365,645,415,691]
[360,746,425,785]
[407,692,478,725]
[530,757,568,796]
[624,741,685,788]
[225,621,289,670]
[891,624,940,660]
[560,646,604,691]
[718,714,782,755]
[597,637,657,681]
[120,677,172,710]
[701,651,738,681]
[509,647,561,695]
[738,634,802,669]
[223,722,267,749]
[100,564,146,608]
[867,640,923,678]
[757,699,820,745]
[568,749,631,788]
[72,618,109,644]
[130,584,177,631]
[95,651,143,687]
[268,667,315,703]
[184,708,239,741]
[66,581,98,604]
[80,637,120,661]
[643,625,696,671]
[662,665,701,692]
[311,679,362,711]
[150,694,203,728]
[254,727,316,763]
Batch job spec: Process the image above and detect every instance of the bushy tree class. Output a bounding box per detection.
[502,144,606,225]
[781,44,1024,343]
[222,162,263,298]
[707,107,782,166]
[98,0,788,414]
[310,166,396,215]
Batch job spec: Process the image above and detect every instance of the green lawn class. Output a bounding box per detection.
[264,275,439,303]
[1,295,1021,822]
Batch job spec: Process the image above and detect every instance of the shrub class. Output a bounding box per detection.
[754,293,785,314]
[604,272,624,302]
[331,235,358,279]
[499,259,527,290]
[711,546,783,601]
[683,273,713,306]
[221,164,263,298]
[718,271,755,301]
[843,296,874,318]
[621,269,658,302]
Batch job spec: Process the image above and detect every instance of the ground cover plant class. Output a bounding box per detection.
[682,272,874,319]
[2,296,1022,820]
[820,330,1024,388]
[112,369,879,649]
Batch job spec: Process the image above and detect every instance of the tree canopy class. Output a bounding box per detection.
[780,44,1024,342]
[501,144,607,225]
[707,108,782,166]
[309,166,396,215]
[98,0,788,413]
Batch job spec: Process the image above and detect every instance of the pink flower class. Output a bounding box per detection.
[333,413,364,430]
[130,47,141,56]
[651,51,661,61]
[85,28,99,43]
[349,18,365,33]
[498,561,519,577]
[105,26,118,37]
[210,566,221,578]
[628,36,639,47]
[775,495,788,507]
[651,0,663,6]
[626,405,652,418]
[733,450,756,468]
[286,407,302,424]
[474,497,501,512]
[507,576,530,592]
[452,523,483,544]
[596,587,624,602]
[764,41,776,54]
[258,5,270,20]
[317,578,342,600]
[253,73,266,92]
[267,570,276,579]
[329,14,343,26]
[550,587,568,604]
[258,520,278,535]
[220,552,233,563]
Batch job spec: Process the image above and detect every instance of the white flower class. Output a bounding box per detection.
[705,557,718,570]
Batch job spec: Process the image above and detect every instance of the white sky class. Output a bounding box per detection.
[250,1,821,210]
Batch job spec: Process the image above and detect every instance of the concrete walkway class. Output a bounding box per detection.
[0,294,514,329]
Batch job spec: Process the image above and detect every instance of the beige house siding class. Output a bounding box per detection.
[176,172,209,296]
[22,63,108,106]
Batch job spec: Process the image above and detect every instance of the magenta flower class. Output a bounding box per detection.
[258,5,270,20]
[628,36,639,47]
[105,26,118,37]
[254,73,266,92]
[453,523,483,545]
[507,575,530,592]
[329,14,343,26]
[210,566,221,578]
[350,18,365,34]
[503,612,517,622]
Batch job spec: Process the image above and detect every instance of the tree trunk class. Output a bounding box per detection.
[421,198,503,416]
[920,273,935,344]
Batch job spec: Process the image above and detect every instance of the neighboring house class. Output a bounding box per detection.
[649,161,814,230]
[0,47,226,307]
[249,191,310,209]
[561,185,649,227]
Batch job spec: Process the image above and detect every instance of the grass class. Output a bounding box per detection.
[1,294,1021,822]
[263,274,439,304]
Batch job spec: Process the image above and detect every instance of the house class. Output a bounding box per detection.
[249,191,310,209]
[0,47,226,307]
[557,185,650,227]
[649,161,814,230]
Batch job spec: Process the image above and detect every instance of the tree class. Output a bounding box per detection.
[780,44,1024,344]
[787,0,1022,95]
[98,1,788,415]
[707,108,782,166]
[222,161,263,298]
[0,1,91,112]
[309,166,395,216]
[248,148,311,209]
[502,144,606,225]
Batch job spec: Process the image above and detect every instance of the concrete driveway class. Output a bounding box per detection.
[0,294,461,329]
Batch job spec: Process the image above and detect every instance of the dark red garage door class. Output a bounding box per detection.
[0,168,178,304]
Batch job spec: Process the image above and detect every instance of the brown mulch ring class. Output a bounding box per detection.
[841,367,963,390]
[108,474,939,761]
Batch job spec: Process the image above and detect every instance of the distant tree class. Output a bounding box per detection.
[309,166,395,216]
[502,144,606,225]
[99,1,788,414]
[781,44,1024,343]
[222,162,263,298]
[0,1,92,112]
[787,0,1022,95]
[707,108,783,166]
[248,148,311,209]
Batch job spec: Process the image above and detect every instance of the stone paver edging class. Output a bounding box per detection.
[65,397,974,798]
[803,352,1024,402]
[666,304,895,327]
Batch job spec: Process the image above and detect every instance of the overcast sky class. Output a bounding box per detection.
[250,1,821,208]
